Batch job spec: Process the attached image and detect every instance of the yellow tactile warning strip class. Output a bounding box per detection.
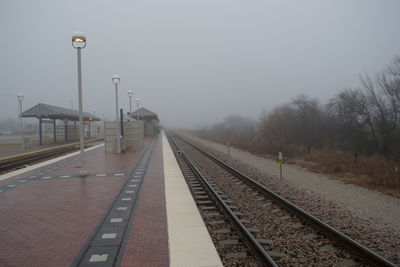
[162,132,223,267]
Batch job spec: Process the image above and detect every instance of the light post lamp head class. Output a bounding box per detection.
[72,31,86,48]
[136,98,140,104]
[112,74,120,85]
[17,93,24,101]
[127,90,133,97]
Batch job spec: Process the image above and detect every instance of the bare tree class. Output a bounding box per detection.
[386,55,400,77]
[259,107,291,154]
[197,55,400,161]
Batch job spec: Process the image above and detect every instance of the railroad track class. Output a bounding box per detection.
[0,138,104,174]
[167,134,272,266]
[166,132,397,267]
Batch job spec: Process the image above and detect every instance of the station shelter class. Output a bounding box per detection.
[130,107,160,136]
[21,103,100,145]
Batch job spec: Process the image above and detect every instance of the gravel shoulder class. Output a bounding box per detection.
[183,133,400,234]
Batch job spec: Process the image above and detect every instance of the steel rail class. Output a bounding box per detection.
[0,138,103,173]
[167,133,278,267]
[0,147,78,172]
[175,133,397,267]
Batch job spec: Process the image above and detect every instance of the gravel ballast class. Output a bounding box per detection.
[183,133,400,234]
[180,132,400,264]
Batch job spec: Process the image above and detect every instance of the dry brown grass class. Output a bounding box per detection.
[293,148,400,198]
[189,130,400,198]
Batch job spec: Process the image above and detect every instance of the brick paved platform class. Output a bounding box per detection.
[0,134,221,267]
[120,136,169,267]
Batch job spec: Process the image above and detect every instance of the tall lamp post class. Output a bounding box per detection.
[17,93,24,148]
[112,74,121,153]
[136,98,140,121]
[127,90,133,116]
[72,31,88,176]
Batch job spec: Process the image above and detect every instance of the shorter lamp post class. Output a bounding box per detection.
[113,74,121,153]
[127,90,133,116]
[72,31,88,176]
[136,98,140,121]
[17,93,24,148]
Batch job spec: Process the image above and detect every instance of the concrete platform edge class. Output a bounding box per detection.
[162,132,223,267]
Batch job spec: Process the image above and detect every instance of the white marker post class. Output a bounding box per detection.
[279,152,283,179]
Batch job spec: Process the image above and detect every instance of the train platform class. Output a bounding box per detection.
[0,133,222,267]
[0,137,102,159]
[0,142,56,158]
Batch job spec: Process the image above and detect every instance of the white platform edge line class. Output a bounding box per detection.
[0,143,104,181]
[162,132,223,267]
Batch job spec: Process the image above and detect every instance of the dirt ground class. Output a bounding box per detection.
[183,133,400,234]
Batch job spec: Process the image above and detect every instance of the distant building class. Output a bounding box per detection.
[130,107,159,136]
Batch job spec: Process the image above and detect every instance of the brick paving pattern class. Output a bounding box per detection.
[121,137,169,267]
[0,146,103,187]
[0,140,151,266]
[0,178,124,266]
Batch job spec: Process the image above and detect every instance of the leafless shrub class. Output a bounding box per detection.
[191,55,400,192]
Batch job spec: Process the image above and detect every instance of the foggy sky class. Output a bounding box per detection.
[1,0,400,128]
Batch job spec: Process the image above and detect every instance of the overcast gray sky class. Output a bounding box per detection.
[1,0,400,128]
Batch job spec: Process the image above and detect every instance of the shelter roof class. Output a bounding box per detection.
[21,103,100,121]
[131,107,159,121]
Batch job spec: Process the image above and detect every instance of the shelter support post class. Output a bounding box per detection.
[53,118,56,144]
[65,122,68,141]
[39,117,43,145]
